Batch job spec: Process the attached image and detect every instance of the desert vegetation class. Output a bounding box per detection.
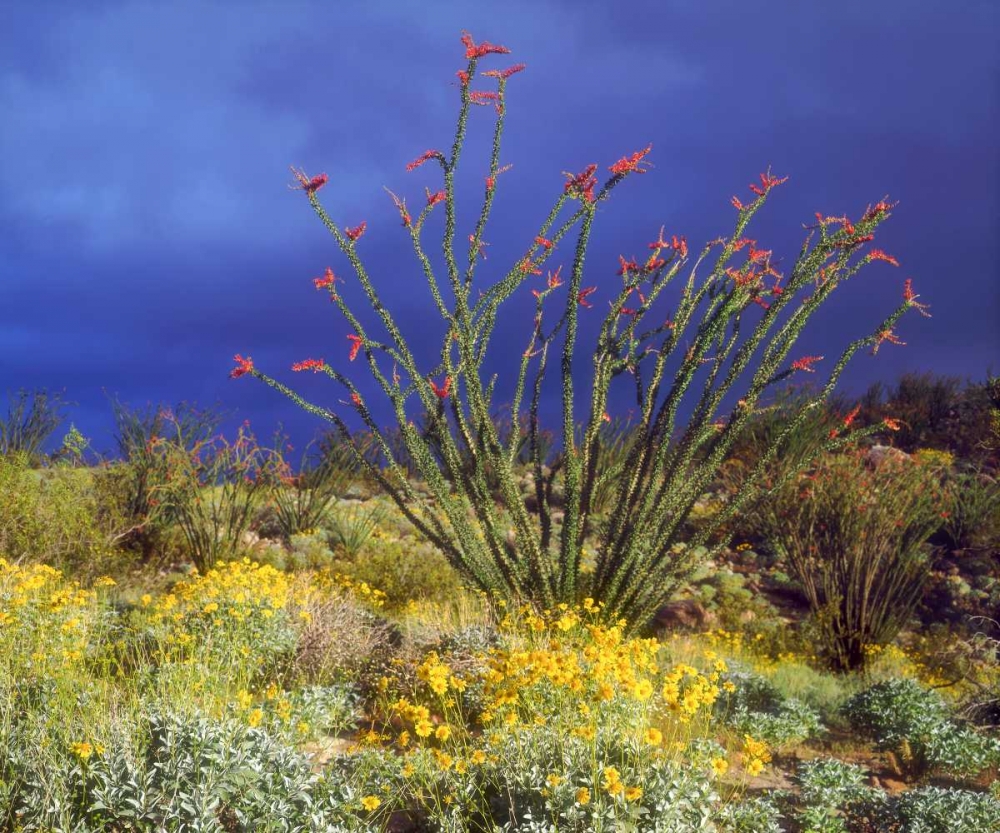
[2,30,998,833]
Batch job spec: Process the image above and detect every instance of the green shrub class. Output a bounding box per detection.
[155,420,276,572]
[106,398,220,561]
[268,432,353,541]
[329,537,464,609]
[876,786,1000,833]
[0,453,125,577]
[940,469,1000,553]
[752,448,947,671]
[792,758,881,833]
[715,670,822,747]
[842,678,1000,778]
[324,499,387,560]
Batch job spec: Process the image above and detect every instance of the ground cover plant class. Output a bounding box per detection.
[2,29,999,833]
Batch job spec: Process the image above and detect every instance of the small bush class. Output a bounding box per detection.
[842,678,1000,778]
[715,670,822,747]
[329,537,464,609]
[752,448,948,671]
[0,454,125,577]
[875,786,1000,833]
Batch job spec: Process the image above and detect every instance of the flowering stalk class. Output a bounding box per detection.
[236,33,926,631]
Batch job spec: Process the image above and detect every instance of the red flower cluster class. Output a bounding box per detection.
[862,200,897,222]
[469,90,499,106]
[289,167,328,194]
[609,145,652,176]
[617,256,640,276]
[345,222,366,242]
[481,63,527,79]
[791,355,824,373]
[230,354,254,379]
[534,236,553,250]
[426,188,446,207]
[577,286,597,308]
[867,249,899,267]
[430,376,453,399]
[313,267,336,290]
[518,257,542,276]
[347,334,363,361]
[291,358,325,373]
[748,170,789,196]
[563,164,598,203]
[648,228,687,258]
[406,150,443,172]
[460,32,511,59]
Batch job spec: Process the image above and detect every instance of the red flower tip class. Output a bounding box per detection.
[406,150,443,172]
[791,355,824,373]
[347,334,363,362]
[563,164,598,203]
[430,375,453,399]
[609,145,652,176]
[289,167,329,194]
[617,255,640,276]
[230,354,254,379]
[883,417,902,432]
[602,412,611,423]
[867,249,899,267]
[456,69,470,86]
[469,90,500,106]
[547,265,563,289]
[518,257,542,276]
[671,235,688,258]
[749,170,788,196]
[484,163,512,191]
[461,31,511,59]
[291,358,325,373]
[873,327,906,355]
[345,222,366,242]
[843,404,861,430]
[862,199,897,222]
[534,236,553,250]
[313,267,336,290]
[425,188,446,207]
[480,63,526,79]
[350,392,362,407]
[386,189,410,227]
[731,196,745,211]
[577,286,597,308]
[903,278,932,317]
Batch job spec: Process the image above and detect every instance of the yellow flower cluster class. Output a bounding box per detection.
[741,734,771,777]
[0,559,104,672]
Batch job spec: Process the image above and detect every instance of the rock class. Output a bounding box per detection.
[653,599,711,631]
[865,444,911,467]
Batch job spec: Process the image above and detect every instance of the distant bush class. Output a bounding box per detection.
[105,398,220,561]
[0,388,68,465]
[859,372,998,467]
[154,421,275,572]
[0,453,124,577]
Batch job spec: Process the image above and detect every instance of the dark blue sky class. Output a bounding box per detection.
[2,0,998,456]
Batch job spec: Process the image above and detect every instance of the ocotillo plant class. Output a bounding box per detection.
[234,32,928,631]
